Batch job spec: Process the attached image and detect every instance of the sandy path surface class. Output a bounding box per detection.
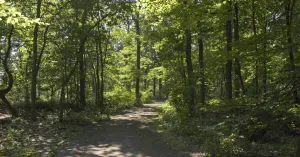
[57,103,189,157]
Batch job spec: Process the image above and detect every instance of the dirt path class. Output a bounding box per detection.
[57,103,190,157]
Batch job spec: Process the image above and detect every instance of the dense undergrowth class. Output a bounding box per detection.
[156,100,299,157]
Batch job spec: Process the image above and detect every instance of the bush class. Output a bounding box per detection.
[141,89,154,104]
[105,86,135,112]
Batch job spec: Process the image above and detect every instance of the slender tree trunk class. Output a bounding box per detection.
[99,34,105,112]
[95,41,100,107]
[226,0,233,99]
[144,79,147,90]
[25,64,30,109]
[79,9,88,109]
[263,24,267,101]
[153,78,156,98]
[158,79,162,99]
[59,60,79,122]
[0,25,18,117]
[31,0,42,121]
[285,0,299,103]
[79,38,86,108]
[134,11,141,105]
[233,2,245,97]
[185,29,195,115]
[252,0,259,95]
[198,38,205,104]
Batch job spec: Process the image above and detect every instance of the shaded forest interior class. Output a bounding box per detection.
[1,0,300,156]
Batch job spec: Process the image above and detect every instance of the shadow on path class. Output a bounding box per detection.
[57,104,189,157]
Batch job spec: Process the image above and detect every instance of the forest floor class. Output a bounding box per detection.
[57,103,205,157]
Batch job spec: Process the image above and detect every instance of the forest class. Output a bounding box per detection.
[0,0,300,156]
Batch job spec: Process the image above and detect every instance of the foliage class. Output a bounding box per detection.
[157,102,297,157]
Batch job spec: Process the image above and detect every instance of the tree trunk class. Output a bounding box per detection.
[296,137,300,157]
[31,0,42,121]
[99,34,105,113]
[25,63,30,109]
[59,60,79,122]
[226,0,233,99]
[79,38,86,109]
[233,2,245,97]
[198,38,205,104]
[285,0,299,103]
[79,9,88,109]
[95,41,100,108]
[263,24,267,101]
[153,78,156,97]
[144,79,147,90]
[134,11,141,105]
[252,0,259,95]
[0,25,18,117]
[158,79,162,99]
[185,29,195,116]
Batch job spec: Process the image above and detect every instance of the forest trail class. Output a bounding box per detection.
[57,103,197,157]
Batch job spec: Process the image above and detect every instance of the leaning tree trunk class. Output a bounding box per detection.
[59,60,79,122]
[0,25,18,117]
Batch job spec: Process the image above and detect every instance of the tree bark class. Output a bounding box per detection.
[153,78,156,97]
[134,11,141,105]
[158,79,162,99]
[198,38,205,104]
[59,60,79,122]
[226,0,233,99]
[233,2,245,97]
[185,29,195,115]
[0,25,18,117]
[285,0,299,103]
[31,0,42,121]
[252,0,259,95]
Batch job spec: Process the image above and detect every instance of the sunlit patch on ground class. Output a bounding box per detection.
[57,103,201,157]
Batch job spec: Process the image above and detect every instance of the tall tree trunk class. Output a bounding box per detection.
[185,29,195,116]
[252,0,259,95]
[0,25,18,117]
[263,24,267,101]
[226,0,233,99]
[134,11,141,105]
[79,9,88,109]
[31,0,42,121]
[95,41,100,108]
[233,2,245,97]
[285,0,299,103]
[99,34,105,113]
[79,38,86,108]
[198,38,205,104]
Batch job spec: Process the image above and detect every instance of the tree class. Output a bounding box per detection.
[225,0,233,99]
[0,25,18,117]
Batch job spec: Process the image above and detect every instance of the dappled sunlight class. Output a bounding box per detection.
[58,104,193,157]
